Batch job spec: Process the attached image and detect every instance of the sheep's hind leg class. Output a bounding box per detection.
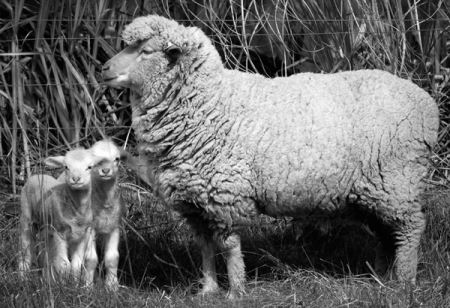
[217,232,246,299]
[392,205,425,285]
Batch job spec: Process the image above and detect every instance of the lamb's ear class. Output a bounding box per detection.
[164,41,182,61]
[45,156,65,168]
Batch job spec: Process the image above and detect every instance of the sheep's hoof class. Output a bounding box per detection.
[226,288,245,300]
[105,282,120,292]
[197,285,219,297]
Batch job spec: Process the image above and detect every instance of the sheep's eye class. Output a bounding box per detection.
[87,166,92,170]
[141,49,153,55]
[115,157,120,162]
[64,166,69,170]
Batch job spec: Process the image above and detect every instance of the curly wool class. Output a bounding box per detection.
[108,15,439,288]
[119,16,439,227]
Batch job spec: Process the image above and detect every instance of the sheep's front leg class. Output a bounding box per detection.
[103,227,120,289]
[195,233,219,295]
[70,228,97,286]
[217,233,246,299]
[18,221,35,276]
[48,231,71,281]
[83,228,98,286]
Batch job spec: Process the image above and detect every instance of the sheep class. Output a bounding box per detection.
[19,149,106,285]
[87,139,126,289]
[101,15,440,297]
[56,139,126,289]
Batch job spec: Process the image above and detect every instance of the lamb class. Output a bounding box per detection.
[19,149,106,285]
[57,139,126,289]
[101,15,440,297]
[86,139,126,289]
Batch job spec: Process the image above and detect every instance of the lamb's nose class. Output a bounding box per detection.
[72,176,81,183]
[102,168,110,174]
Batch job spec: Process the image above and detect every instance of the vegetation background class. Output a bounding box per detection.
[0,0,449,307]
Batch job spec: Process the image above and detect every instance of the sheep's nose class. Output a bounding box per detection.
[102,168,110,174]
[72,176,81,183]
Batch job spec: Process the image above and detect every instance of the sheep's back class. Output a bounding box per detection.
[205,69,438,218]
[21,174,62,222]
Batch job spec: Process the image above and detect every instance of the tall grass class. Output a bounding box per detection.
[0,0,449,306]
[0,0,448,190]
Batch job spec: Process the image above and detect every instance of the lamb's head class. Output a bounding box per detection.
[45,149,106,190]
[102,15,221,95]
[89,139,124,182]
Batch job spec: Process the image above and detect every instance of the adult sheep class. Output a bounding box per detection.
[102,15,439,297]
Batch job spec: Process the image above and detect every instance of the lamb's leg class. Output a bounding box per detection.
[217,232,246,299]
[49,231,71,281]
[392,207,425,285]
[103,227,120,289]
[82,228,98,286]
[18,221,35,276]
[70,228,97,286]
[195,232,219,295]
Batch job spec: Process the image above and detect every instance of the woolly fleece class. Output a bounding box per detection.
[103,15,440,294]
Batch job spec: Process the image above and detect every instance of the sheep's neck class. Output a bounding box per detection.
[93,177,118,203]
[67,187,92,214]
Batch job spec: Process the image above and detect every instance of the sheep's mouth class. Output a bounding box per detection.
[102,78,124,89]
[103,77,116,82]
[99,175,113,180]
[70,183,86,190]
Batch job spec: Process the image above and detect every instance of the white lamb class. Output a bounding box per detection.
[57,139,127,289]
[19,148,106,285]
[88,139,126,289]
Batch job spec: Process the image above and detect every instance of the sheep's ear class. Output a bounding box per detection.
[45,156,65,168]
[164,41,181,61]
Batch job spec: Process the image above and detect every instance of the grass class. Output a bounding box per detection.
[1,182,450,307]
[1,0,450,307]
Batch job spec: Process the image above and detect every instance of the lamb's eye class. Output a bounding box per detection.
[87,166,92,170]
[65,166,69,170]
[142,49,153,55]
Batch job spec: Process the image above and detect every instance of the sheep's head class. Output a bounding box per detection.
[102,15,219,95]
[45,149,106,190]
[89,139,125,181]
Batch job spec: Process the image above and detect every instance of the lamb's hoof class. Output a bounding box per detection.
[226,288,245,300]
[105,278,120,292]
[105,283,120,292]
[197,285,219,297]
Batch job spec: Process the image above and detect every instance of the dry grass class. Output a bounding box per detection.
[1,185,450,307]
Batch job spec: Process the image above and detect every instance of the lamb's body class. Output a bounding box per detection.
[56,140,126,289]
[19,149,105,284]
[102,15,439,297]
[88,140,126,289]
